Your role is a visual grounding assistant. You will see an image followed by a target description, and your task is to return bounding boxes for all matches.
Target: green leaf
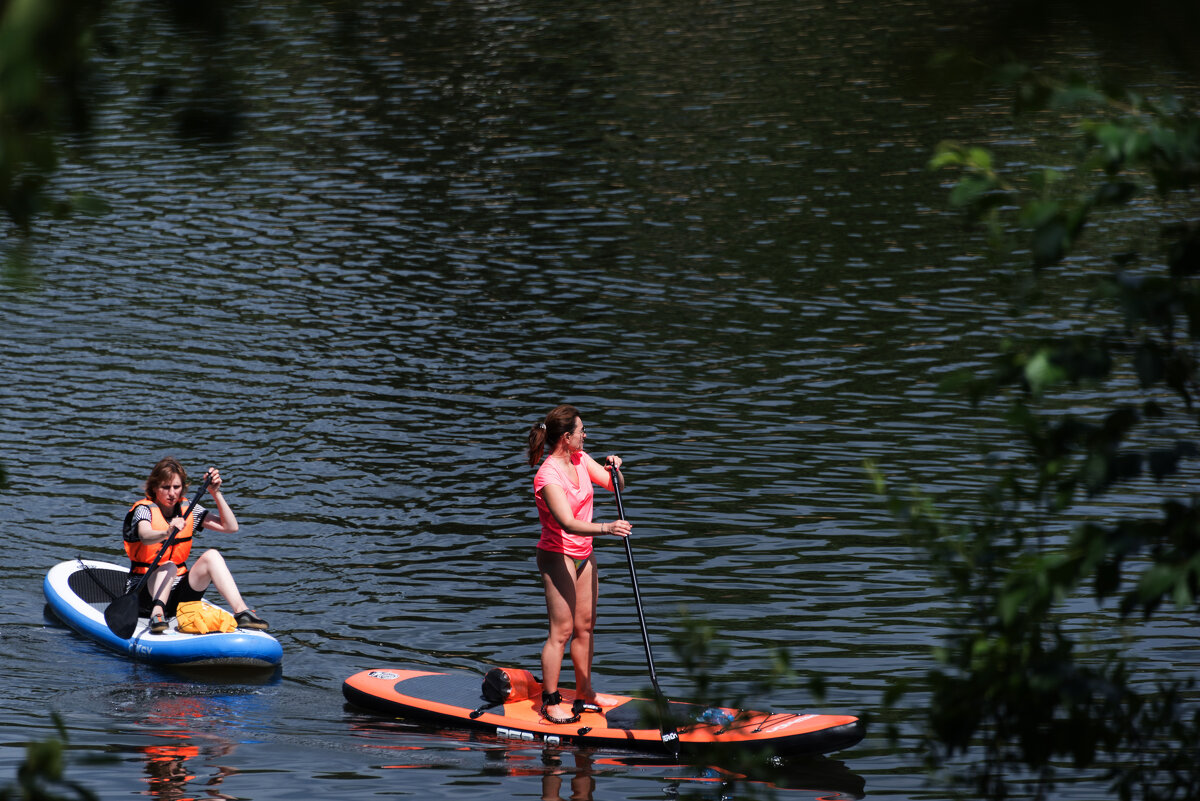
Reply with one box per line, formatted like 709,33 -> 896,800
1023,349 -> 1064,395
928,143 -> 967,170
1031,220 -> 1070,267
966,147 -> 994,170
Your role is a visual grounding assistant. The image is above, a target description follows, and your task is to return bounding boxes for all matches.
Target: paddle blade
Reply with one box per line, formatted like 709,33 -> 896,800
104,592 -> 140,639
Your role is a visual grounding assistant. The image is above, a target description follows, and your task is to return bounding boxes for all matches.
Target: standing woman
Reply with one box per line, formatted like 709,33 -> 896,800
123,457 -> 268,634
528,404 -> 632,724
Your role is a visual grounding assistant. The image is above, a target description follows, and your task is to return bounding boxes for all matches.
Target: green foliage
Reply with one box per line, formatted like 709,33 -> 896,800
0,715 -> 100,801
877,63 -> 1200,799
664,612 -> 800,711
633,609 -> 830,781
933,69 -> 1200,274
0,0 -> 108,234
0,0 -> 241,244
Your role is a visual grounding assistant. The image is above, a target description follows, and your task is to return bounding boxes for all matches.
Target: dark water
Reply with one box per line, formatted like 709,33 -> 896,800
1,1 -> 1193,798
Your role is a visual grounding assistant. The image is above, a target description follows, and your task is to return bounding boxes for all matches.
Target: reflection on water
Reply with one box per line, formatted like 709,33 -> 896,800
347,715 -> 865,801
130,685 -> 276,801
141,732 -> 235,801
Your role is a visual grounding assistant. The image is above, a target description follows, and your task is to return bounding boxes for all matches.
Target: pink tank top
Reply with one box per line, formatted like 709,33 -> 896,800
533,452 -> 594,559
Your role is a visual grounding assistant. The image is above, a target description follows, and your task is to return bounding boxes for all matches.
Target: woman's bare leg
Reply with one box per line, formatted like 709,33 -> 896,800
570,556 -> 598,701
538,549 -> 579,721
146,563 -> 175,609
186,549 -> 250,614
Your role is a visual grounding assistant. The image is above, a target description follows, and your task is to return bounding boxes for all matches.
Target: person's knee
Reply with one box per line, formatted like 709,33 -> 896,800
195,549 -> 227,567
575,608 -> 596,632
546,623 -> 573,644
149,562 -> 174,579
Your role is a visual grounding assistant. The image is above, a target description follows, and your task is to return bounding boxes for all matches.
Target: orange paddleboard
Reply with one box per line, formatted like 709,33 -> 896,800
342,667 -> 863,757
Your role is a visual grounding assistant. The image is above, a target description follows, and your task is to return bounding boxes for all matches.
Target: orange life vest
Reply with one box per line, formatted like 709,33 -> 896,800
123,498 -> 196,576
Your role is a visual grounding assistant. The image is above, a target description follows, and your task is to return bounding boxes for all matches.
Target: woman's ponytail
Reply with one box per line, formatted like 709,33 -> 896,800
527,421 -> 547,466
526,404 -> 580,466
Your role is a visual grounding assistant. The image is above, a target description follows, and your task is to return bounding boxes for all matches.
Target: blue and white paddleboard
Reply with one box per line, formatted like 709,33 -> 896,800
44,559 -> 282,668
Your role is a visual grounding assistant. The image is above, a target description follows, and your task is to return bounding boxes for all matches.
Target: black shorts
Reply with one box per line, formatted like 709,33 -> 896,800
134,570 -> 205,617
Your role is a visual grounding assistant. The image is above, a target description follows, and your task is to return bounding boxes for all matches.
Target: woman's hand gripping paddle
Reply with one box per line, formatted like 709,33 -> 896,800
104,475 -> 212,639
610,463 -> 681,758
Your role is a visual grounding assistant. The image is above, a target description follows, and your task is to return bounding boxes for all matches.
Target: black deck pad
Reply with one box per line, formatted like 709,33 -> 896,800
67,562 -> 126,606
398,672 -> 507,717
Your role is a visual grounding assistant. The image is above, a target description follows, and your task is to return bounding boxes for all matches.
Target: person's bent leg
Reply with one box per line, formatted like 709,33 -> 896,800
187,549 -> 269,630
145,563 -> 175,633
187,549 -> 249,613
146,564 -> 176,603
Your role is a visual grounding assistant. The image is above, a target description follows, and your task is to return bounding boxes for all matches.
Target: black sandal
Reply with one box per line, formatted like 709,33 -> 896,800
540,691 -> 580,725
572,698 -> 603,715
148,600 -> 168,635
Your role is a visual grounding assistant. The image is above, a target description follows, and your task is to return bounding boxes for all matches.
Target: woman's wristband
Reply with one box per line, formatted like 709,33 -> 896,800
599,522 -> 608,536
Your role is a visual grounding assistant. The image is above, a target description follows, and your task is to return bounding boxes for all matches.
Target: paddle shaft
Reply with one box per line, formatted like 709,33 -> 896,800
611,466 -> 679,754
612,474 -> 663,695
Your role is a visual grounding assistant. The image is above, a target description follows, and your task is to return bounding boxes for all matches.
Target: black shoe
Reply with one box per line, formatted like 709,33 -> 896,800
235,609 -> 269,630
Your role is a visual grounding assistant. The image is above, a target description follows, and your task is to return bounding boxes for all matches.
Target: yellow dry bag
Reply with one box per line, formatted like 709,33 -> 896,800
174,600 -> 237,634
